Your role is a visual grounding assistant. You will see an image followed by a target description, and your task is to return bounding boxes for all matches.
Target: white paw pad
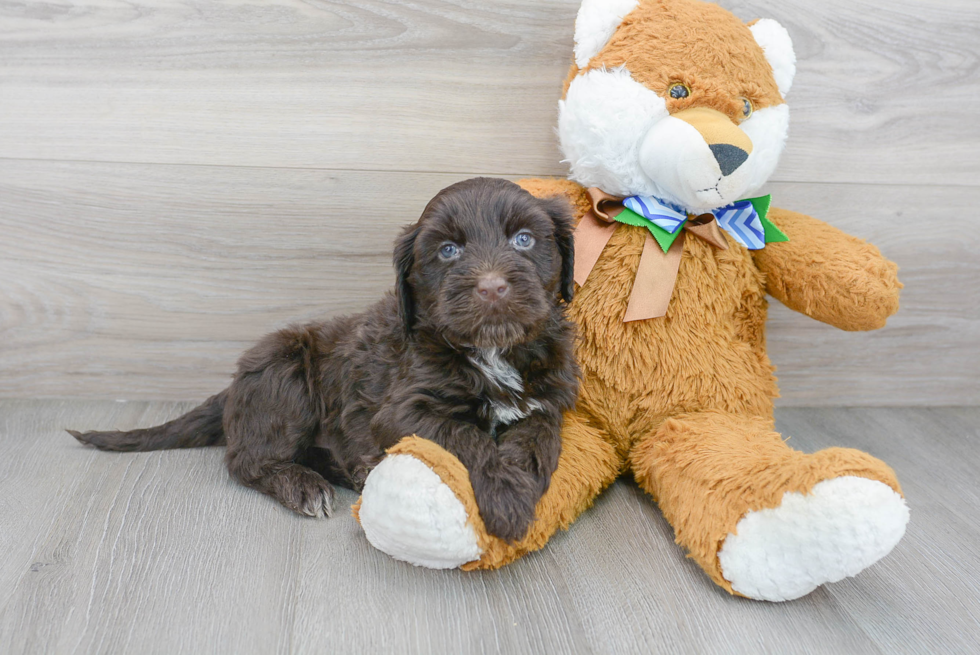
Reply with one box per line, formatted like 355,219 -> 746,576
718,476 -> 909,602
359,454 -> 483,569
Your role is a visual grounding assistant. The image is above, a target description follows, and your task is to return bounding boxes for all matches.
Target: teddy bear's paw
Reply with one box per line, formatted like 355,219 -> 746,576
717,476 -> 909,602
358,454 -> 483,569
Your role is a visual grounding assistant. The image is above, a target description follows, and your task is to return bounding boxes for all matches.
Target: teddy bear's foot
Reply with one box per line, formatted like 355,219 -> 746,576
357,447 -> 483,569
630,410 -> 909,601
355,411 -> 622,570
717,475 -> 909,601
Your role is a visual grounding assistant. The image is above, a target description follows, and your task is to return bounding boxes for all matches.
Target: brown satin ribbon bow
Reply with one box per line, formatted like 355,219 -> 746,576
573,187 -> 729,322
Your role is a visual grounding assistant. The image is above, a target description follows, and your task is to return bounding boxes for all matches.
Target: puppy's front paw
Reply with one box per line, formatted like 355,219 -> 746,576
473,466 -> 538,543
349,453 -> 385,492
268,465 -> 335,518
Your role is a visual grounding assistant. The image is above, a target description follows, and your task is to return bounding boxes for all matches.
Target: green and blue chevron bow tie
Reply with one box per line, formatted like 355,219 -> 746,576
617,193 -> 788,252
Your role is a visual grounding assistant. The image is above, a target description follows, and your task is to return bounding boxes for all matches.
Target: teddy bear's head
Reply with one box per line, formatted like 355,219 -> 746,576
558,0 -> 796,213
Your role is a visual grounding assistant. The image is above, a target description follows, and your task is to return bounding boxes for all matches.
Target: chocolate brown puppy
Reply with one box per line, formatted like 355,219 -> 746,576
69,177 -> 579,542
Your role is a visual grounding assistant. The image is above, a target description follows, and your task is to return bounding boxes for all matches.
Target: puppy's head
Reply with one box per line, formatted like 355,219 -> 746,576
393,177 -> 574,348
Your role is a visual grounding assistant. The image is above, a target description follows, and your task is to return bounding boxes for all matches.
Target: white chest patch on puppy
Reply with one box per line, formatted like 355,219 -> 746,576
469,349 -> 543,436
490,399 -> 544,427
491,402 -> 528,426
469,347 -> 523,393
488,399 -> 544,438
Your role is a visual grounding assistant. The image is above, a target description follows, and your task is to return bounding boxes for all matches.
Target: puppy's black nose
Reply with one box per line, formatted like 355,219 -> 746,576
476,275 -> 510,302
709,143 -> 749,176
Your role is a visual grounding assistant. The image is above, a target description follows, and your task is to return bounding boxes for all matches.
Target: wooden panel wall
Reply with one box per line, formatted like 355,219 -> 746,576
1,0 -> 977,404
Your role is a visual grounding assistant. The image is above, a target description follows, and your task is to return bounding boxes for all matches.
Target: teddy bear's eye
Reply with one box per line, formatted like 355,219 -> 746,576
740,97 -> 753,118
668,84 -> 690,100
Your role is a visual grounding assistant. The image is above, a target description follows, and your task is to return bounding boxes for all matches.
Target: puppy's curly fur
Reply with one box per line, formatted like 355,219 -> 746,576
70,178 -> 579,542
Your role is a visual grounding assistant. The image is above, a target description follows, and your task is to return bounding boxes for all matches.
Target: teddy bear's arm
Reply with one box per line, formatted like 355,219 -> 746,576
752,206 -> 901,331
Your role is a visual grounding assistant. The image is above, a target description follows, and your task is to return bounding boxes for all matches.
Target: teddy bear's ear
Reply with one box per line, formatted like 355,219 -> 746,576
573,0 -> 640,68
749,19 -> 797,98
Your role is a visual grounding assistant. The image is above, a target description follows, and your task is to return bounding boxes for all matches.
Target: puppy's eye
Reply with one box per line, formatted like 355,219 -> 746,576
511,230 -> 535,251
438,242 -> 461,261
740,97 -> 753,119
668,83 -> 690,100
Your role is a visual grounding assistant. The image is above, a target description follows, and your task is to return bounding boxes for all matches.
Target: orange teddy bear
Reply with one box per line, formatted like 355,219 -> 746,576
355,0 -> 909,602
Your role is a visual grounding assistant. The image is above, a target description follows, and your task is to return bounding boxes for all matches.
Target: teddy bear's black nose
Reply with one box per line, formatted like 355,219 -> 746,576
709,144 -> 749,176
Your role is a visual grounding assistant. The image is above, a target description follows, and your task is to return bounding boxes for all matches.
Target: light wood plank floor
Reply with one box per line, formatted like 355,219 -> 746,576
1,401 -> 977,654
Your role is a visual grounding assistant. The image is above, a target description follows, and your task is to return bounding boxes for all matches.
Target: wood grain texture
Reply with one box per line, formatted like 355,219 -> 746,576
0,0 -> 976,402
1,1 -> 975,651
0,400 -> 303,654
1,159 -> 977,404
0,401 -> 978,654
760,180 -> 980,405
0,0 -> 977,185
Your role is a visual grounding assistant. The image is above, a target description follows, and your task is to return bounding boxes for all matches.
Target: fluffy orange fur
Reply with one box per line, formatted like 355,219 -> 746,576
373,179 -> 902,590
358,0 -> 904,593
564,0 -> 783,121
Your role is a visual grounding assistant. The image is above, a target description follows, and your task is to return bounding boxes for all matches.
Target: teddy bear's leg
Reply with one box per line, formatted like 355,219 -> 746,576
355,409 -> 621,570
629,410 -> 909,602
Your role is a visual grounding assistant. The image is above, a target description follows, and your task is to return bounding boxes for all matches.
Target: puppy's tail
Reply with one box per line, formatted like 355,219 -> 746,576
68,390 -> 228,452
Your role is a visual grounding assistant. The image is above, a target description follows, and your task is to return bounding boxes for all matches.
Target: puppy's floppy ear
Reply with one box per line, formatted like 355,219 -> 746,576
393,224 -> 420,332
541,196 -> 576,303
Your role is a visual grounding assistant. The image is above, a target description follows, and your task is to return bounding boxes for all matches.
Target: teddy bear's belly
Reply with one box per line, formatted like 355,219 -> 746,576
569,224 -> 777,447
